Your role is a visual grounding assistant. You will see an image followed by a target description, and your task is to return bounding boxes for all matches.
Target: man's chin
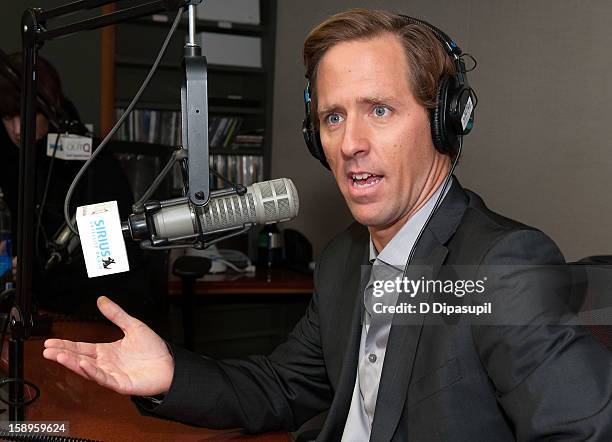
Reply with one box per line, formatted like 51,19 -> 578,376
345,201 -> 404,230
348,207 -> 409,236
350,211 -> 388,229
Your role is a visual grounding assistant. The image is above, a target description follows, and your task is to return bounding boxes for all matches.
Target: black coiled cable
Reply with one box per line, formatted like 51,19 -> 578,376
0,430 -> 100,442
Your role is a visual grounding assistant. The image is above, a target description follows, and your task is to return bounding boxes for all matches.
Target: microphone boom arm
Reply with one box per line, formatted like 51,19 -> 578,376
182,9 -> 211,207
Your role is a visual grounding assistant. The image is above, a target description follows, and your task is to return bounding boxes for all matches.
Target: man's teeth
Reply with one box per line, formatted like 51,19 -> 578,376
351,173 -> 382,188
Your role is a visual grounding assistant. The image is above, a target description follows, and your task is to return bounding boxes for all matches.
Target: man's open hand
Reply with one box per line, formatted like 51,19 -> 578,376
43,296 -> 174,397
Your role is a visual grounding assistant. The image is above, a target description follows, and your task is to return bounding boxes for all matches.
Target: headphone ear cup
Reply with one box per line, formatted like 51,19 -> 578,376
302,118 -> 330,170
431,75 -> 450,154
312,131 -> 330,170
431,75 -> 459,155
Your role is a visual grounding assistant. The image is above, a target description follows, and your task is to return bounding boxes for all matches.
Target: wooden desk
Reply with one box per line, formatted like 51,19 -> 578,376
1,318 -> 292,442
168,267 -> 314,296
168,268 -> 313,351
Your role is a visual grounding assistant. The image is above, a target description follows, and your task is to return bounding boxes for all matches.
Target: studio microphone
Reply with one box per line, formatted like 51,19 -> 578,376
123,178 -> 299,248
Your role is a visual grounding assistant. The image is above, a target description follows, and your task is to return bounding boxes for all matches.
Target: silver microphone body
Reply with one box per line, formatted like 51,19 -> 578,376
125,178 -> 299,245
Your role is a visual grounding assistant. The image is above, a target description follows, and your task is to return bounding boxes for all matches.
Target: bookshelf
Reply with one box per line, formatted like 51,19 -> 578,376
99,0 -> 277,187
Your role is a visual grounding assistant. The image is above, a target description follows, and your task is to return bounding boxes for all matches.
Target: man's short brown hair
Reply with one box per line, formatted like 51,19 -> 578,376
303,8 -> 456,128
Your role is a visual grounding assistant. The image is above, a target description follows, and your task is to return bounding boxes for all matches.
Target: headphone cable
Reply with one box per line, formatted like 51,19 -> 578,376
404,136 -> 463,270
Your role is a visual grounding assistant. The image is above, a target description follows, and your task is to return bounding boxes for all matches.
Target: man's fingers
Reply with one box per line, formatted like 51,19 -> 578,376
44,348 -> 123,391
96,296 -> 138,332
44,339 -> 98,358
45,349 -> 94,381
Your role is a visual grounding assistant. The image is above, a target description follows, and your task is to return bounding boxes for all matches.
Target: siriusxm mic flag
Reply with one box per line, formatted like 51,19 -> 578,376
76,201 -> 129,278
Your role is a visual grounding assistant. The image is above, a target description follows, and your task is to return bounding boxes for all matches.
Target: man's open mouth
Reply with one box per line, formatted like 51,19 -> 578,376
351,172 -> 383,188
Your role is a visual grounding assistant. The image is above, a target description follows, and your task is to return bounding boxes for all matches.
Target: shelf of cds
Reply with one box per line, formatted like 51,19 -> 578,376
113,108 -> 265,153
113,106 -> 265,189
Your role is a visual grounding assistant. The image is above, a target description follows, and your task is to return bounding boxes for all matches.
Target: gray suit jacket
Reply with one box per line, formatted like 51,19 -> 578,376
136,178 -> 612,441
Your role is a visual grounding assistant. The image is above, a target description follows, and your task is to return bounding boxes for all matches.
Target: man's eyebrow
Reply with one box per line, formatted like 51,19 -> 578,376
356,95 -> 397,106
318,96 -> 398,115
317,104 -> 341,116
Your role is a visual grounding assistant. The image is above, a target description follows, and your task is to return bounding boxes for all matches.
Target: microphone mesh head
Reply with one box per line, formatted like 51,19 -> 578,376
278,198 -> 290,218
200,193 -> 256,232
288,179 -> 299,215
219,201 -> 227,225
273,179 -> 287,196
226,198 -> 235,223
247,193 -> 257,219
250,178 -> 299,223
212,204 -> 220,225
195,178 -> 299,235
260,182 -> 273,199
264,201 -> 277,218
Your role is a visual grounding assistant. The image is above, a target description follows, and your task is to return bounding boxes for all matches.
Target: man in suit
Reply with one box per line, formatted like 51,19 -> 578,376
43,9 -> 612,440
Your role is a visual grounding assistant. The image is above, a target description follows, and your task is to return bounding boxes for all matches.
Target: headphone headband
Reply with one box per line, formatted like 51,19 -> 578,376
398,15 -> 463,60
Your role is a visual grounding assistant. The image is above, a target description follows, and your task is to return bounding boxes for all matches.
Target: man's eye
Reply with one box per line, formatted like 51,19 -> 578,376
326,113 -> 344,125
373,106 -> 389,117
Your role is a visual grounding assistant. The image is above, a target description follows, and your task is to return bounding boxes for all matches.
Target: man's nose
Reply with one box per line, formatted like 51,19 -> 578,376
340,115 -> 370,159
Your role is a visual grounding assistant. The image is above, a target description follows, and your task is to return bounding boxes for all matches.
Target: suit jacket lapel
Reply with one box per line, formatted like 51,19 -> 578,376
318,230 -> 370,441
370,178 -> 469,442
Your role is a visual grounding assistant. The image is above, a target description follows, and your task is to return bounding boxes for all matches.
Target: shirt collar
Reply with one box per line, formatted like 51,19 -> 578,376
369,176 -> 453,270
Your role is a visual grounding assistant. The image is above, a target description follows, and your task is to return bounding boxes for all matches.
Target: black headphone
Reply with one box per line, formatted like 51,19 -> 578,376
301,15 -> 477,170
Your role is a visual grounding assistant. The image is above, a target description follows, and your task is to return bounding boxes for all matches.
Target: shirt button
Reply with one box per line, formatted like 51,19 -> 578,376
368,354 -> 377,363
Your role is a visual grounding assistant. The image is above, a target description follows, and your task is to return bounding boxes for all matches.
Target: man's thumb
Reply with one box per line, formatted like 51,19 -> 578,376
97,296 -> 135,332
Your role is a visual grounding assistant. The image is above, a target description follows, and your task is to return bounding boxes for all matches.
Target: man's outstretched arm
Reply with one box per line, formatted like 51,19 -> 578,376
134,286 -> 333,432
44,267 -> 332,433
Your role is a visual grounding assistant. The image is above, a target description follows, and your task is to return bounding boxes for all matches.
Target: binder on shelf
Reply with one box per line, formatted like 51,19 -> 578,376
211,116 -> 230,147
195,32 -> 262,68
196,0 -> 260,25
